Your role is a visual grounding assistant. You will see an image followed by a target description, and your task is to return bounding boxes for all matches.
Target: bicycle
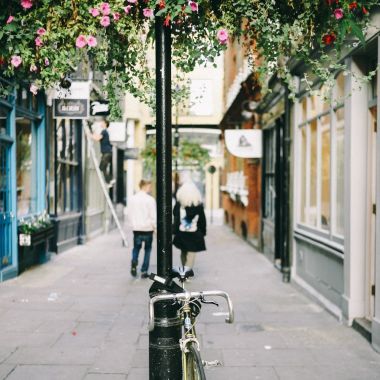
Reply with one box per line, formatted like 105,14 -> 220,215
148,268 -> 234,379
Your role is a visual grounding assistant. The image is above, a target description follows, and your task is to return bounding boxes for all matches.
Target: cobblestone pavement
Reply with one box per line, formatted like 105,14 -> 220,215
0,225 -> 379,379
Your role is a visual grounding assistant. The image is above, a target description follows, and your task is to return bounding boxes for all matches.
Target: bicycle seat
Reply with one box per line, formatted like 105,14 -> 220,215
171,267 -> 194,282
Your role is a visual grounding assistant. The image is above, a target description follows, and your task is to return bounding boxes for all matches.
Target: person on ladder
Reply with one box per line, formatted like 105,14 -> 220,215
87,119 -> 115,187
127,179 -> 156,278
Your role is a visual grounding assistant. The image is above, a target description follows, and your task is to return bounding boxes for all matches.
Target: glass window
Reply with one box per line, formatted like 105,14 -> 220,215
0,105 -> 9,135
309,120 -> 317,227
0,143 -> 8,213
56,119 -> 79,214
298,75 -> 345,239
16,88 -> 29,109
335,119 -> 345,235
16,118 -> 35,216
321,115 -> 331,230
264,128 -> 275,220
335,72 -> 345,103
300,127 -> 307,223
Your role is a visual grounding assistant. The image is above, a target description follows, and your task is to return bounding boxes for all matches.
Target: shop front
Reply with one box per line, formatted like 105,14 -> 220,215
0,79 -> 49,280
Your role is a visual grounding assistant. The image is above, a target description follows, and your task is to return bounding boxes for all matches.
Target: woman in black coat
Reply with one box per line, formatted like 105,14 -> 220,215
173,181 -> 207,271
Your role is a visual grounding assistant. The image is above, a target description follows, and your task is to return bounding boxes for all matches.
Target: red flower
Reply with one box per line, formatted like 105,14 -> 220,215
362,6 -> 368,15
159,0 -> 165,9
322,32 -> 336,45
163,14 -> 170,27
349,2 -> 357,10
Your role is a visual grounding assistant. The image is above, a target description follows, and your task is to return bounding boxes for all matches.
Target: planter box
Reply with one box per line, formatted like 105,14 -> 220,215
17,225 -> 54,274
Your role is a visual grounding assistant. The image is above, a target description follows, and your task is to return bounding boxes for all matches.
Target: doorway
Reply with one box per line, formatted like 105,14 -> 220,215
262,116 -> 286,267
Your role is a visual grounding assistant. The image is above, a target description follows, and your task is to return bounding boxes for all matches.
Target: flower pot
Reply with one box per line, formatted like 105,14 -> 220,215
17,225 -> 54,274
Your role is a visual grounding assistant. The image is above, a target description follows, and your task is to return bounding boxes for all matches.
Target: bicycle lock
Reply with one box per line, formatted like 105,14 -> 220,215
149,17 -> 182,379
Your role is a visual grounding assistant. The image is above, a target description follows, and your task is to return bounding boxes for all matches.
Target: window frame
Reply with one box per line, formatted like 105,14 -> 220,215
15,88 -> 43,218
296,77 -> 345,246
53,118 -> 80,215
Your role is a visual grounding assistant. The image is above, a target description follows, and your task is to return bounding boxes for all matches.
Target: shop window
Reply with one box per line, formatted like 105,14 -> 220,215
56,119 -> 79,214
16,118 -> 35,216
298,73 -> 345,238
263,128 -> 275,220
0,105 -> 9,135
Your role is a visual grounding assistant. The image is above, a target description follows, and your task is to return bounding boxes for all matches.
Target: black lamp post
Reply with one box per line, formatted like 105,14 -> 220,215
148,17 -> 182,379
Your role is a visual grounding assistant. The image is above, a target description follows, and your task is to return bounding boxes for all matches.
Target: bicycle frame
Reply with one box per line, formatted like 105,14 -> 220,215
149,274 -> 234,379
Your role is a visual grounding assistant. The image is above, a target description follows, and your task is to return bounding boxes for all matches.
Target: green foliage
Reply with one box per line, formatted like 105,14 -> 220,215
18,211 -> 52,234
0,0 -> 378,113
141,136 -> 210,175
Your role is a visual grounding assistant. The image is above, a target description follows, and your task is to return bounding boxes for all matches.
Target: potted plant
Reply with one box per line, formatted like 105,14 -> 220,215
18,211 -> 54,274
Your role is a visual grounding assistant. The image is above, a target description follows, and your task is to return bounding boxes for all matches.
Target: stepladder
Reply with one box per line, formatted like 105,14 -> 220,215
84,121 -> 128,248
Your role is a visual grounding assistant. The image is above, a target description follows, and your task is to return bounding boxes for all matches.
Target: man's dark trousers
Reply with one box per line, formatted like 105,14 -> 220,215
99,152 -> 112,183
132,231 -> 153,273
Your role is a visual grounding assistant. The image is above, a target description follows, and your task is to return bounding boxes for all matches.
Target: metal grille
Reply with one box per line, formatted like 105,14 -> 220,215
0,142 -> 12,269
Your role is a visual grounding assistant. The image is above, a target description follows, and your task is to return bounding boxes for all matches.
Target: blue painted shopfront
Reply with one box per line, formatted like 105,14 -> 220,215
0,79 -> 47,281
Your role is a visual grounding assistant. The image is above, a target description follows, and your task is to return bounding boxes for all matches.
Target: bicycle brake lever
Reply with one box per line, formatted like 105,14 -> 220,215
200,296 -> 219,307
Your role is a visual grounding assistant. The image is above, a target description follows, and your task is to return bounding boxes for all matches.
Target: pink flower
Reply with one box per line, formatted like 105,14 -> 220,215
11,56 -> 22,68
100,2 -> 111,15
127,0 -> 137,3
35,37 -> 43,47
89,8 -> 100,17
75,35 -> 87,48
44,58 -> 49,66
87,36 -> 97,47
143,8 -> 154,18
217,29 -> 229,45
21,0 -> 33,9
124,5 -> 132,14
100,16 -> 110,27
37,27 -> 46,35
30,84 -> 38,95
6,16 -> 14,24
334,8 -> 344,19
30,64 -> 37,72
113,12 -> 121,21
189,1 -> 198,12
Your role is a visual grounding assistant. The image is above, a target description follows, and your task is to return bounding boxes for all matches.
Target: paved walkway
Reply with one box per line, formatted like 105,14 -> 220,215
0,225 -> 379,380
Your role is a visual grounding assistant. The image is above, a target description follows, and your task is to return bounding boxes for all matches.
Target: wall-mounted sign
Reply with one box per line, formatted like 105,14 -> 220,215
91,100 -> 110,116
225,129 -> 262,158
53,99 -> 89,119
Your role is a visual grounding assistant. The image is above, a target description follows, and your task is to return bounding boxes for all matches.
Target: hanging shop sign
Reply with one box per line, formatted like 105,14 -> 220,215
108,122 -> 127,142
90,100 -> 110,116
124,148 -> 139,160
53,81 -> 90,100
53,99 -> 89,119
225,129 -> 262,158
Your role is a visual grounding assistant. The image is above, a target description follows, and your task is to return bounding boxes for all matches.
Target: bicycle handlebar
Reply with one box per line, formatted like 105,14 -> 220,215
148,290 -> 234,331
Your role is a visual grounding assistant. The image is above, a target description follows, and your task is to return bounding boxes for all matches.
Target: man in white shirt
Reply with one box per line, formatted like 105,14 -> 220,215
128,179 -> 156,278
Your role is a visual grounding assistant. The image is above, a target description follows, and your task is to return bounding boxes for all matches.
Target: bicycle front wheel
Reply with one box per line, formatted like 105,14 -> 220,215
184,341 -> 206,380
